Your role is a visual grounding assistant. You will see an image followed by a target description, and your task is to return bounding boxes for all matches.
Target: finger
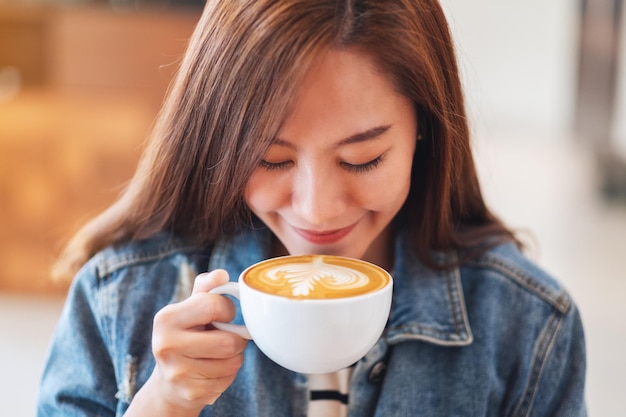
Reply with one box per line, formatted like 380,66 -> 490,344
188,329 -> 248,359
154,292 -> 236,331
190,353 -> 246,380
155,339 -> 245,379
192,269 -> 230,295
157,327 -> 248,361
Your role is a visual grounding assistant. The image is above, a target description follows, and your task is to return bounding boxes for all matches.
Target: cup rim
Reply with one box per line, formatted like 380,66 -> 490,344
239,254 -> 393,303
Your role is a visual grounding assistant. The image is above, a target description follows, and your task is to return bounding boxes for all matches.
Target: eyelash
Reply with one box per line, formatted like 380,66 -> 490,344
259,155 -> 384,173
341,155 -> 384,173
259,160 -> 293,171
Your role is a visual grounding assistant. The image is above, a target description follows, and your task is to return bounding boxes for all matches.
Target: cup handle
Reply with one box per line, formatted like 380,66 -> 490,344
208,282 -> 252,340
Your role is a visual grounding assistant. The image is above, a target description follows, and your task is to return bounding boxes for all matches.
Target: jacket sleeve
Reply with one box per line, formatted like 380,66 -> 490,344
37,261 -> 118,417
520,298 -> 587,417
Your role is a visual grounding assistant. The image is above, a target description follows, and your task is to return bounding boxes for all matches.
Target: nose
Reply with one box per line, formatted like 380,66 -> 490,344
291,162 -> 347,226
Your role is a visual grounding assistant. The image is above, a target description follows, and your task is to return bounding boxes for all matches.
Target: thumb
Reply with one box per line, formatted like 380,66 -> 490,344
192,269 -> 230,295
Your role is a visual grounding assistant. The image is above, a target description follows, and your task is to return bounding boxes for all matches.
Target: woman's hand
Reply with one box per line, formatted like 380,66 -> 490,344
125,269 -> 247,416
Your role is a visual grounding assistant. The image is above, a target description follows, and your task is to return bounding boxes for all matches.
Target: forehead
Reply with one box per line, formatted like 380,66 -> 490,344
278,48 -> 408,142
296,47 -> 392,101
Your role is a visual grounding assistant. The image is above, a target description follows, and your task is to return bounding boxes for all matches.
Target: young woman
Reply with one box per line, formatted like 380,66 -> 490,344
38,1 -> 587,416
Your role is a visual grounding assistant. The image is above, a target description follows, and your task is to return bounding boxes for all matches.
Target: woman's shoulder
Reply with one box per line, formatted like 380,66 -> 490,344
462,242 -> 572,314
459,242 -> 586,414
94,233 -> 209,275
73,232 -> 212,294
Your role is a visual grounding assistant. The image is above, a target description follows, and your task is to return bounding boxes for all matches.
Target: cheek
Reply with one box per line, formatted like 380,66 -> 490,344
358,163 -> 412,212
244,173 -> 286,212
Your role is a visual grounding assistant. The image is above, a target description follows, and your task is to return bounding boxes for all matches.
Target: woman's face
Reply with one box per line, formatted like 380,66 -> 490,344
244,48 -> 417,268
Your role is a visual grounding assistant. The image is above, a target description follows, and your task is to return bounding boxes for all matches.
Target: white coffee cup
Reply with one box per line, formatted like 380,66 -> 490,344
209,255 -> 393,374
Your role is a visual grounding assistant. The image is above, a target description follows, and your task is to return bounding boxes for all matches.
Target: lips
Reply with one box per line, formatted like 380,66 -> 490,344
294,223 -> 356,245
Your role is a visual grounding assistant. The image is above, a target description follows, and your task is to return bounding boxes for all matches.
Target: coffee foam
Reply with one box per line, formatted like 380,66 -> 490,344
244,255 -> 389,299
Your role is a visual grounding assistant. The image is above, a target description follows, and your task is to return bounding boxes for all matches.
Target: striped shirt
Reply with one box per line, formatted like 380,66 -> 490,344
307,367 -> 354,417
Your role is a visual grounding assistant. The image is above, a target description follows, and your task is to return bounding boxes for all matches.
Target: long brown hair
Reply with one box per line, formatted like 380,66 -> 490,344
54,0 -> 516,279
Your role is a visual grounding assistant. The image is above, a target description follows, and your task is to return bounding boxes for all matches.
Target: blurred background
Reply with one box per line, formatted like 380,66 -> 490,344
0,0 -> 624,415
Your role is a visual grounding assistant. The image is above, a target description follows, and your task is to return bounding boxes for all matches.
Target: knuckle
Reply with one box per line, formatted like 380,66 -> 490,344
167,368 -> 186,385
152,339 -> 171,361
153,305 -> 176,328
152,330 -> 177,361
179,385 -> 206,403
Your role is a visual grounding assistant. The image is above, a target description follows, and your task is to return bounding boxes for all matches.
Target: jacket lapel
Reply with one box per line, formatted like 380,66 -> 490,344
385,231 -> 473,346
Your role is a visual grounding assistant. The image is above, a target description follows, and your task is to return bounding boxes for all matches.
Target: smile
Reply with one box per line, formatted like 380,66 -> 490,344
293,223 -> 356,245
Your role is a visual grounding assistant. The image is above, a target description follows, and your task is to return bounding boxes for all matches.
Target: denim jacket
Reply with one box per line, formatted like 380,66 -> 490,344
37,226 -> 586,416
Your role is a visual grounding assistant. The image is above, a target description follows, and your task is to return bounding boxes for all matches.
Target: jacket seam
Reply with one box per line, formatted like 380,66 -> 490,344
444,266 -> 473,344
512,308 -> 566,417
91,243 -> 206,364
444,270 -> 461,332
468,256 -> 570,314
95,245 -> 203,279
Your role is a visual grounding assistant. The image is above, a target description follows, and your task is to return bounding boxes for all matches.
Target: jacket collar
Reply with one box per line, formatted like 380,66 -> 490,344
387,230 -> 473,346
210,225 -> 473,347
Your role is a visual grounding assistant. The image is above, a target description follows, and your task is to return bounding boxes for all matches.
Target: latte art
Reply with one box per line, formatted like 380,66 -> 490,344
244,255 -> 390,299
265,257 -> 369,297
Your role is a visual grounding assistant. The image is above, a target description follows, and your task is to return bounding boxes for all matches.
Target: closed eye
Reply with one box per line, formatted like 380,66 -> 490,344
259,160 -> 294,171
341,155 -> 384,173
259,154 -> 385,173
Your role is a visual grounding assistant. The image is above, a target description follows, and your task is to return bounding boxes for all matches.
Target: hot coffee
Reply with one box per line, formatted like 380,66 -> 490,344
210,255 -> 393,373
243,255 -> 390,299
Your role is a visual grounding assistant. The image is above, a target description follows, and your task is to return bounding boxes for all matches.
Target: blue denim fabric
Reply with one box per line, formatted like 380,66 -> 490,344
37,226 -> 587,416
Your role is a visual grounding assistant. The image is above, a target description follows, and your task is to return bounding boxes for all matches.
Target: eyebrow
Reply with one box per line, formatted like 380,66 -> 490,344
274,124 -> 392,149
